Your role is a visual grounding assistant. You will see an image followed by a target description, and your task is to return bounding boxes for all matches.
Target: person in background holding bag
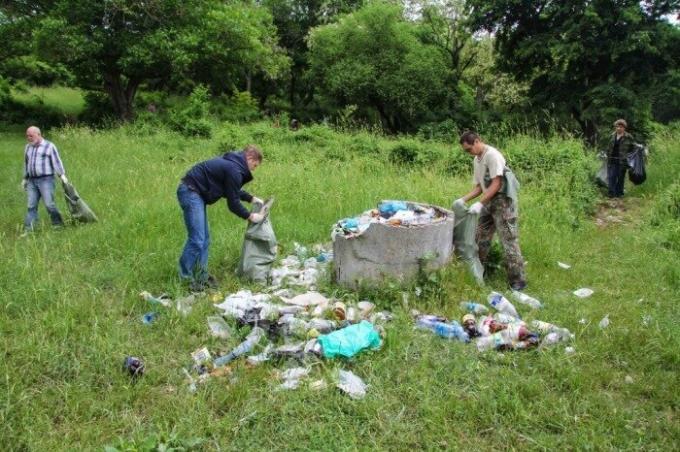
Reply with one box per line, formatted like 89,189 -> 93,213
22,126 -> 68,232
453,131 -> 527,291
606,119 -> 635,198
177,144 -> 265,291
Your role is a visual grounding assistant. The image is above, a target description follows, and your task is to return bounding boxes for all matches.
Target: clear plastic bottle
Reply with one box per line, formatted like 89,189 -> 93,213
531,320 -> 572,339
510,291 -> 543,309
476,332 -> 511,351
459,301 -> 489,315
416,317 -> 469,342
214,327 -> 265,367
487,292 -> 521,319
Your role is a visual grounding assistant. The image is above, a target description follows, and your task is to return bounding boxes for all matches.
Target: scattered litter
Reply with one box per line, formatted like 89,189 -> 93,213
642,315 -> 651,326
599,314 -> 610,329
557,261 -> 571,269
337,370 -> 367,399
488,292 -> 521,319
214,327 -> 265,367
247,344 -> 274,366
476,323 -> 539,351
176,294 -> 196,316
317,321 -> 382,359
415,314 -> 469,342
624,375 -> 634,384
460,301 -> 489,315
123,356 -> 144,378
278,367 -> 311,390
573,288 -> 594,298
207,316 -> 232,339
191,347 -> 212,366
141,311 -> 158,324
281,291 -> 329,307
579,318 -> 587,324
139,291 -> 172,308
510,291 -> 542,309
310,379 -> 328,391
565,346 -> 575,354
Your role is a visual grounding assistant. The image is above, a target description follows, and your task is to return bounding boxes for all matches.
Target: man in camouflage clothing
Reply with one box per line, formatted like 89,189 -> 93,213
453,131 -> 527,290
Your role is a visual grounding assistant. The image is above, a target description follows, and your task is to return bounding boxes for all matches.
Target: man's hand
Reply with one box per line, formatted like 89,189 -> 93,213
249,212 -> 265,223
452,198 -> 465,209
60,174 -> 68,184
469,202 -> 484,215
21,179 -> 27,191
251,196 -> 263,205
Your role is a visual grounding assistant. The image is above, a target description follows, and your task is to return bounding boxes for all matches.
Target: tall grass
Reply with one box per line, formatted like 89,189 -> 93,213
0,120 -> 678,450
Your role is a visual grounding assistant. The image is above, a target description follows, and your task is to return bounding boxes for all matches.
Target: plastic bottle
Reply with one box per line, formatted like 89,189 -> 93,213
487,292 -> 521,319
459,301 -> 489,315
511,291 -> 543,309
599,314 -> 610,329
531,320 -> 572,339
214,327 -> 265,367
476,332 -> 511,351
416,317 -> 469,342
493,313 -> 522,325
139,291 -> 172,308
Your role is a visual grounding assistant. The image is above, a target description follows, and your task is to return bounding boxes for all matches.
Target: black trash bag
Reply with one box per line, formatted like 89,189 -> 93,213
62,181 -> 98,223
627,145 -> 647,185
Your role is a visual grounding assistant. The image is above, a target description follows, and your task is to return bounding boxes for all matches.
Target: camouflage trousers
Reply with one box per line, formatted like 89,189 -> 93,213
476,194 -> 526,285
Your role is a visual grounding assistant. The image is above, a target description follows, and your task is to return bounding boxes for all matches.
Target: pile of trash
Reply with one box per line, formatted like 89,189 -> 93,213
414,291 -> 575,352
332,200 -> 448,239
180,244 -> 392,399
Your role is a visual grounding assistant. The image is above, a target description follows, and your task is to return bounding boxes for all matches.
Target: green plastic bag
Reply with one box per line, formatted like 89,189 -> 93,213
317,321 -> 382,359
62,181 -> 98,223
452,202 -> 484,285
236,199 -> 277,283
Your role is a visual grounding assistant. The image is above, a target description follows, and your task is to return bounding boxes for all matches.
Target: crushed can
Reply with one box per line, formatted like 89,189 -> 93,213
123,356 -> 145,378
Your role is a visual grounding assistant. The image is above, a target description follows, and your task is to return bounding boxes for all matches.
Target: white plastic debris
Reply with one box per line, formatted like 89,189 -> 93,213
510,290 -> 543,309
176,294 -> 196,316
191,347 -> 212,365
578,318 -> 587,324
624,375 -> 634,384
573,288 -> 594,298
207,316 -> 232,339
246,344 -> 273,366
642,314 -> 651,326
557,261 -> 571,269
599,314 -> 610,329
337,370 -> 367,399
565,346 -> 576,354
279,367 -> 311,390
281,291 -> 328,307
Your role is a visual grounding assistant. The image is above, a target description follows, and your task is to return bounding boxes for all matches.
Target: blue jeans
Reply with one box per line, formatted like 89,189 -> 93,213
25,176 -> 63,229
177,183 -> 210,282
607,160 -> 627,198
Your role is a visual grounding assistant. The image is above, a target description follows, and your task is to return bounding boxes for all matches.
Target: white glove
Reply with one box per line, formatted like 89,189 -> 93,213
60,174 -> 68,184
452,198 -> 465,209
469,202 -> 484,215
251,196 -> 263,205
249,212 -> 265,223
21,179 -> 28,191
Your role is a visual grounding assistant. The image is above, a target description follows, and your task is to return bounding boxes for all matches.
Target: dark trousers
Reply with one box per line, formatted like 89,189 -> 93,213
607,160 -> 627,198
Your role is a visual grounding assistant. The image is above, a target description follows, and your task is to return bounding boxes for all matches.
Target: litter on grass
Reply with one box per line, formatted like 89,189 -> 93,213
573,288 -> 594,298
337,370 -> 367,399
557,261 -> 572,269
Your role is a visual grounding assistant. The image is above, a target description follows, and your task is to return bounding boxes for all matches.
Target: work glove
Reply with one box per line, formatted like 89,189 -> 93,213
249,212 -> 265,223
21,179 -> 28,191
60,174 -> 69,184
469,201 -> 484,215
452,198 -> 465,209
251,196 -> 263,205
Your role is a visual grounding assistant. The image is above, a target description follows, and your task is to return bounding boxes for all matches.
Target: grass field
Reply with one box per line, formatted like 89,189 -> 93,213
10,85 -> 85,117
0,118 -> 678,450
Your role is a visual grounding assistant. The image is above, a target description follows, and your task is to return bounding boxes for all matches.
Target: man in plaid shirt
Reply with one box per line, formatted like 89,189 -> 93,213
22,126 -> 69,231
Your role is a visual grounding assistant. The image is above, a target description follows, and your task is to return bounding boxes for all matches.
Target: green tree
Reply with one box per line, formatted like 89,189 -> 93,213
1,0 -> 287,121
466,0 -> 680,145
308,1 -> 449,132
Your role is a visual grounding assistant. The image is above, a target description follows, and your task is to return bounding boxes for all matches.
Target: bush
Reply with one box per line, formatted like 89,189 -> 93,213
0,55 -> 74,86
168,85 -> 213,138
417,118 -> 460,142
649,182 -> 680,251
389,140 -> 444,166
79,91 -> 118,127
212,91 -> 261,123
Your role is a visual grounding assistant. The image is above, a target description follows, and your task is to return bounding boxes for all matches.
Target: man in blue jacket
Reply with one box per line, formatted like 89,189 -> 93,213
178,145 -> 264,290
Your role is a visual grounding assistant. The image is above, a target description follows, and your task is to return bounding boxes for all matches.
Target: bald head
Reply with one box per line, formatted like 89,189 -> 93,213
26,126 -> 42,145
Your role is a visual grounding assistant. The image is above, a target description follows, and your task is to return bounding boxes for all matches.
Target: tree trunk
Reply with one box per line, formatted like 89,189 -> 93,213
571,106 -> 599,147
103,72 -> 140,121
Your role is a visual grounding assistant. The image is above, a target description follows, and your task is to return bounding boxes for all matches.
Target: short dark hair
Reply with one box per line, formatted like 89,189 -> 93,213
243,144 -> 263,162
459,131 -> 480,145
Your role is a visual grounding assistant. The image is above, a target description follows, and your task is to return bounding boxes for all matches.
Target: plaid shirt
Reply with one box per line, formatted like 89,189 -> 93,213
24,139 -> 65,178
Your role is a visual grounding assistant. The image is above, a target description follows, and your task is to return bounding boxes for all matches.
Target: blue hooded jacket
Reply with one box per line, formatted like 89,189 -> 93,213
182,152 -> 253,219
